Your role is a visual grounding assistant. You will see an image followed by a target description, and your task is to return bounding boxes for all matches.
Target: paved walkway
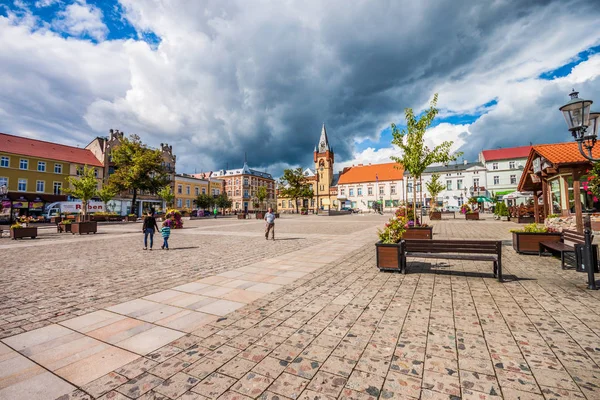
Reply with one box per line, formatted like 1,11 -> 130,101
1,215 -> 600,399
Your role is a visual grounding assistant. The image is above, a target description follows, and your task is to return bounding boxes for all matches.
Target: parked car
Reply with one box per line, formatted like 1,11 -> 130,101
443,206 -> 461,212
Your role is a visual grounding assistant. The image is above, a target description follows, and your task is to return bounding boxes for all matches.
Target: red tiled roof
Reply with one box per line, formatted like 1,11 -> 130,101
0,132 -> 103,167
533,142 -> 600,165
338,162 -> 403,184
481,145 -> 531,161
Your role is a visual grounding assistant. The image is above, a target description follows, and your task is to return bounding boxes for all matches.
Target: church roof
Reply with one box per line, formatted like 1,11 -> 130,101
317,124 -> 331,153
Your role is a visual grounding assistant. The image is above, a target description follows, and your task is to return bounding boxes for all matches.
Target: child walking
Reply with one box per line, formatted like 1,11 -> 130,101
160,220 -> 171,250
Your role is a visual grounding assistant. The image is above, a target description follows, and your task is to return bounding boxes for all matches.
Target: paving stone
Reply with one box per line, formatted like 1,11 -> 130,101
80,372 -> 129,398
154,372 -> 201,399
192,372 -> 238,399
116,372 -> 165,398
269,372 -> 310,399
231,371 -> 274,398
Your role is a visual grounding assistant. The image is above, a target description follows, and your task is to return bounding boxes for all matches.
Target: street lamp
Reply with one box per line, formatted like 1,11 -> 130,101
560,89 -> 599,290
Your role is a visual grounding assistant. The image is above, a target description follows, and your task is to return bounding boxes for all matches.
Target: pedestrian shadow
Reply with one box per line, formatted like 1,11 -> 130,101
166,246 -> 200,250
272,238 -> 304,241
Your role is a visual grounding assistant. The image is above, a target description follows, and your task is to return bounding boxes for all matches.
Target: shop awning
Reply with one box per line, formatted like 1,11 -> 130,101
493,190 -> 513,196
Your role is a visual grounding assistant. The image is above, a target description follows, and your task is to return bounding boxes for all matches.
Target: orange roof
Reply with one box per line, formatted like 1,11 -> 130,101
338,162 -> 403,184
0,132 -> 103,167
533,142 -> 600,165
481,145 -> 531,161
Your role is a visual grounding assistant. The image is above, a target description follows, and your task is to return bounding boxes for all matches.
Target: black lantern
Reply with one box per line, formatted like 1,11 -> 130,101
560,89 -> 593,140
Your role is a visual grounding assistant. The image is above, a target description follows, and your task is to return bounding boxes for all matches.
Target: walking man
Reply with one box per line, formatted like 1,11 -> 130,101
264,207 -> 275,240
214,207 -> 218,219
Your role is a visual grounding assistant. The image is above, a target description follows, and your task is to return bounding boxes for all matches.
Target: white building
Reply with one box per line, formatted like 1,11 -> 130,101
336,162 -> 405,211
404,161 -> 488,209
479,146 -> 531,199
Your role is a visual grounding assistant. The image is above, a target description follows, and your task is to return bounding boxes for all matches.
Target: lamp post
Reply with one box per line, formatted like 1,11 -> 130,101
560,89 -> 600,290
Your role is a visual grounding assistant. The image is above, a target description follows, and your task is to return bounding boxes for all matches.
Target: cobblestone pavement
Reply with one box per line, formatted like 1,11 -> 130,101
1,215 -> 600,399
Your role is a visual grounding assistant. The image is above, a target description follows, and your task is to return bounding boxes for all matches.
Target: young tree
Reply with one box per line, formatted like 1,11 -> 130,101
279,168 -> 311,213
108,134 -> 170,216
158,186 -> 175,208
425,173 -> 444,210
63,165 -> 98,217
194,193 -> 214,211
391,94 -> 462,225
215,192 -> 233,211
97,184 -> 119,213
256,186 -> 268,210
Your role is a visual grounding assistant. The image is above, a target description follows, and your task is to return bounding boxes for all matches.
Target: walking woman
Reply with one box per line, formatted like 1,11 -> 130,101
142,210 -> 159,250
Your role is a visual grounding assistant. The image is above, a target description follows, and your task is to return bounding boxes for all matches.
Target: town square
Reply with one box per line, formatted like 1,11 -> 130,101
2,0 -> 600,399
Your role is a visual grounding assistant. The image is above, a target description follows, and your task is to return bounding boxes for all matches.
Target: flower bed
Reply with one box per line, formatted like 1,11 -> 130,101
165,209 -> 184,228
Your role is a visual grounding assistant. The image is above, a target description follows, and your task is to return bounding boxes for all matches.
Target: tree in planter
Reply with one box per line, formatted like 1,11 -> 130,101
425,173 -> 444,211
108,134 -> 170,216
97,184 -> 119,213
279,168 -> 313,213
194,193 -> 214,212
215,192 -> 233,213
158,186 -> 175,209
391,94 -> 462,226
256,186 -> 268,211
63,165 -> 98,219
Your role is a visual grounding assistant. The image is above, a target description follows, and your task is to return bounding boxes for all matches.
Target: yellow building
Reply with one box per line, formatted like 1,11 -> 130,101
0,132 -> 104,222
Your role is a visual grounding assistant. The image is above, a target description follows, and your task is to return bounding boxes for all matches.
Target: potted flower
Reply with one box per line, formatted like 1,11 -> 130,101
461,204 -> 479,220
10,222 -> 38,240
126,213 -> 137,222
72,219 -> 98,235
429,207 -> 442,220
165,209 -> 184,228
395,207 -> 433,238
511,223 -> 561,254
59,219 -> 73,233
376,215 -> 408,271
301,207 -> 308,215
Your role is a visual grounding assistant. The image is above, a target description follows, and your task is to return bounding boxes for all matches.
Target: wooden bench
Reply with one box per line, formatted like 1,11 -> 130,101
400,239 -> 503,282
539,230 -> 589,269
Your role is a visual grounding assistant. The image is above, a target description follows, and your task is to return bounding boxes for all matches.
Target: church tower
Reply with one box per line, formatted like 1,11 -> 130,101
313,124 -> 334,208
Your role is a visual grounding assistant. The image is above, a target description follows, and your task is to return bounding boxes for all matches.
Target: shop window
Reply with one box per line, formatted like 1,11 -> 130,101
567,176 -> 600,213
550,179 -> 562,214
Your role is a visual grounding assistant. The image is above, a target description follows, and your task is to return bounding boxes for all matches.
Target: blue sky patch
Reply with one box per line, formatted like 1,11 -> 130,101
539,44 -> 600,80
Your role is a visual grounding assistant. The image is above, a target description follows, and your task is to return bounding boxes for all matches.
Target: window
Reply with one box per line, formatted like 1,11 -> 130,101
391,186 -> 396,195
416,183 -> 421,192
492,162 -> 498,170
195,187 -> 199,196
202,188 -> 206,194
379,186 -> 384,195
550,179 -> 562,214
407,183 -> 413,193
368,187 -> 373,195
0,156 -> 8,167
243,178 -> 249,186
0,177 -> 7,188
446,180 -> 452,190
243,190 -> 249,198
458,198 -> 464,206
340,188 -> 345,195
357,187 -> 362,196
54,163 -> 62,174
235,190 -> 240,196
94,169 -> 98,178
493,176 -> 499,185
446,173 -> 451,177
186,186 -> 190,195
473,178 -> 479,188
215,189 -> 220,195
177,185 -> 182,194
20,159 -> 28,170
177,198 -> 182,207
36,180 -> 45,192
509,161 -> 516,169
510,175 -> 517,185
36,161 -> 46,172
186,199 -> 191,208
457,180 -> 463,190
53,182 -> 62,194
349,188 -> 354,196
18,179 -> 27,191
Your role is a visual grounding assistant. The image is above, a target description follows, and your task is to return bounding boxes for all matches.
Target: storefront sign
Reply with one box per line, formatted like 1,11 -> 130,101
12,201 -> 28,208
29,201 -> 44,210
61,201 -> 106,213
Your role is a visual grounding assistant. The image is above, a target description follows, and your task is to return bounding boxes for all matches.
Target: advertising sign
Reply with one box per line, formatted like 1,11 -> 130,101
61,201 -> 106,213
12,201 -> 27,209
29,201 -> 44,210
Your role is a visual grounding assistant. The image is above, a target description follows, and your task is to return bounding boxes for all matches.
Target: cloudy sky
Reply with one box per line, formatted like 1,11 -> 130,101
1,0 -> 600,176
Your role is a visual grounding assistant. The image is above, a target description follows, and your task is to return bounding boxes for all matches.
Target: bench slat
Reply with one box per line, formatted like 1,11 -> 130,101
407,253 -> 497,261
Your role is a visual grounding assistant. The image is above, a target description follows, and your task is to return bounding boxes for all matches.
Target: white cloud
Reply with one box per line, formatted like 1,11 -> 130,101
53,0 -> 108,41
35,0 -> 60,8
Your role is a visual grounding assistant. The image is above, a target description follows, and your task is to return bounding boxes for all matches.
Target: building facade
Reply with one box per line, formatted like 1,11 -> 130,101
278,124 -> 340,213
336,163 -> 404,212
174,174 -> 224,211
86,129 -> 177,215
405,161 -> 488,209
479,145 -> 531,198
206,163 -> 275,212
0,132 -> 104,222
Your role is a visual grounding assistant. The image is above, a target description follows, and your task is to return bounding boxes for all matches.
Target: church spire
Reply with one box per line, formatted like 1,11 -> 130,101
317,123 -> 331,153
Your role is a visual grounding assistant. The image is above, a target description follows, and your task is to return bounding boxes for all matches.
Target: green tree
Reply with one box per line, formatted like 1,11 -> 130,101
215,192 -> 233,210
256,186 -> 268,210
63,165 -> 98,217
158,186 -> 175,208
194,193 -> 214,211
425,173 -> 444,210
279,168 -> 311,213
391,94 -> 462,224
97,184 -> 119,213
108,134 -> 170,216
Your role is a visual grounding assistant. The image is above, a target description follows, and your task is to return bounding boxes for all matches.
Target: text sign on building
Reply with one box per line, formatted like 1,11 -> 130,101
61,201 -> 106,213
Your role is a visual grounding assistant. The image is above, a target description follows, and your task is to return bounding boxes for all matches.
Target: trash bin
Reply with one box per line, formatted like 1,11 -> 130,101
574,244 -> 600,273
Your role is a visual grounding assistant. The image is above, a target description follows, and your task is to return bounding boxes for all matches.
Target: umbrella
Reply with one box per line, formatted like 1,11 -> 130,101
475,196 -> 493,203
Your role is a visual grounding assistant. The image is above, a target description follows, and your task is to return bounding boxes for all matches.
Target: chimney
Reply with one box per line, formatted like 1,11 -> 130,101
463,159 -> 468,165
358,163 -> 363,167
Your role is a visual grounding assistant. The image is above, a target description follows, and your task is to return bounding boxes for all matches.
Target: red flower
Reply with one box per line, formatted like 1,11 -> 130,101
588,176 -> 593,181
594,197 -> 599,202
588,191 -> 593,195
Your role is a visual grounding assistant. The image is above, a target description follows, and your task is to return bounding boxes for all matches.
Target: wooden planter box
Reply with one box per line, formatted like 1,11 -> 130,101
124,216 -> 137,222
11,227 -> 38,240
512,231 -> 562,254
403,227 -> 433,239
517,216 -> 535,224
59,223 -> 72,233
237,214 -> 246,219
429,211 -> 441,220
256,212 -> 265,219
71,221 -> 97,235
376,241 -> 403,271
465,213 -> 480,220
